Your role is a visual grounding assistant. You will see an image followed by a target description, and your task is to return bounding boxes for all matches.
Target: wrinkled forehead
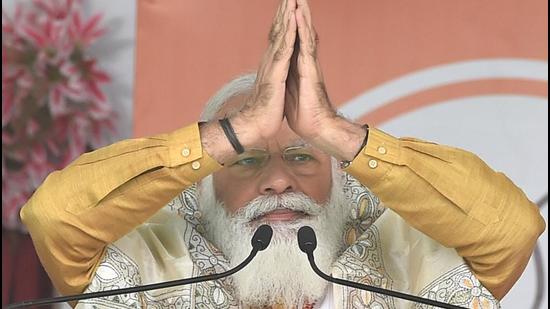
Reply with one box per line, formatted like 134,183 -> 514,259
214,93 -> 249,118
214,93 -> 310,151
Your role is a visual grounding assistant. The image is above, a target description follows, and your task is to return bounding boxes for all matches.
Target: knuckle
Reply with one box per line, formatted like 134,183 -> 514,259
270,31 -> 293,61
268,27 -> 278,44
268,18 -> 286,44
273,50 -> 283,62
306,40 -> 317,58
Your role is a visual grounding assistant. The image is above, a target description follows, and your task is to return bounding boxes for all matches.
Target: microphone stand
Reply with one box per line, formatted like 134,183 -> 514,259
298,226 -> 467,309
7,225 -> 273,309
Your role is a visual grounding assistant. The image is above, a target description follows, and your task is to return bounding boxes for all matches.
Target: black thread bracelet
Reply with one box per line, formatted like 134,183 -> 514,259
219,118 -> 245,154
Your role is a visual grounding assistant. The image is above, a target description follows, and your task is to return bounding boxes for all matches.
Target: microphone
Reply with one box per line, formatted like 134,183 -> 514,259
7,224 -> 273,309
297,226 -> 467,309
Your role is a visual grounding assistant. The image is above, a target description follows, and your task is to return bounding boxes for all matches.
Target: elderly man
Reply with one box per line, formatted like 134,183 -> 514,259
21,0 -> 544,308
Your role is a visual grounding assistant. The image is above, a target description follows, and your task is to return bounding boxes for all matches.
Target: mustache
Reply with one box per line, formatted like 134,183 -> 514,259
232,192 -> 325,222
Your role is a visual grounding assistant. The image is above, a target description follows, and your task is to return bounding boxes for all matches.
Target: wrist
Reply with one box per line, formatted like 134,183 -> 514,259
311,116 -> 367,162
229,114 -> 261,148
219,118 -> 245,154
199,121 -> 236,164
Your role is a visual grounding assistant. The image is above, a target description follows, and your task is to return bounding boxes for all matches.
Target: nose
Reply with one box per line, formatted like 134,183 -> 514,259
257,160 -> 298,195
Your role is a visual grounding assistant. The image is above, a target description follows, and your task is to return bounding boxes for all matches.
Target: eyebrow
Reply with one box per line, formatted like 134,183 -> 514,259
283,138 -> 312,149
245,138 -> 314,151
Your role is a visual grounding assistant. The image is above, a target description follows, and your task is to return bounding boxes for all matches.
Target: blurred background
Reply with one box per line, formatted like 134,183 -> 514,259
2,0 -> 547,308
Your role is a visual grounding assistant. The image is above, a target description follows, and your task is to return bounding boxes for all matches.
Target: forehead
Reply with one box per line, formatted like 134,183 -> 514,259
214,93 -> 249,118
214,94 -> 305,149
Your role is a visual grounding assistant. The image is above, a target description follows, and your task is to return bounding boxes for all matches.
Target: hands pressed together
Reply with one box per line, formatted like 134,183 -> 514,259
203,0 -> 367,164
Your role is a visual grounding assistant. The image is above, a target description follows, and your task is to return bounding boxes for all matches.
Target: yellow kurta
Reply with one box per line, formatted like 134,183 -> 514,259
20,123 -> 545,300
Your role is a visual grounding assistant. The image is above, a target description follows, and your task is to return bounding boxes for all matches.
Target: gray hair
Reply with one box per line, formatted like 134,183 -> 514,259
200,73 -> 257,122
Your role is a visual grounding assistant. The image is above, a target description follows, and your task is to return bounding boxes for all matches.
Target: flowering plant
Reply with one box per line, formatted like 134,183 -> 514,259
2,0 -> 116,230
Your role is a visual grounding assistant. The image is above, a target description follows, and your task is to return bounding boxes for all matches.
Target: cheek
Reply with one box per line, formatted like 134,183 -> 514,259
300,162 -> 333,204
213,171 -> 255,214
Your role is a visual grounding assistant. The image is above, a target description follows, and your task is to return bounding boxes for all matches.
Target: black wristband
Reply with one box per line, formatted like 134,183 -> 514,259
219,118 -> 245,154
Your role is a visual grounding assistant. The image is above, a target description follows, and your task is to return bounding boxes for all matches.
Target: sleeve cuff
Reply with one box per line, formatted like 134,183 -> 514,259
164,123 -> 222,181
344,128 -> 403,187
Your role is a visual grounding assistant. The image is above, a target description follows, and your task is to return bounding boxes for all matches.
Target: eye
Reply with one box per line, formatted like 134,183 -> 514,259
234,157 -> 261,166
286,153 -> 314,163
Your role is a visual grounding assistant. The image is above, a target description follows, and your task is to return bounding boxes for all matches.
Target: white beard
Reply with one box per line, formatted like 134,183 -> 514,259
198,172 -> 349,308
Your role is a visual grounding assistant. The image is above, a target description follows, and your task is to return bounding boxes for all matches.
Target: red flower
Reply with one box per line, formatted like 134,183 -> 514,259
2,0 -> 116,230
69,11 -> 106,46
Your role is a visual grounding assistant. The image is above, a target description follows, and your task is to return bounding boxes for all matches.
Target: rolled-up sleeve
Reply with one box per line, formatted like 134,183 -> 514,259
344,128 -> 546,299
20,123 -> 221,296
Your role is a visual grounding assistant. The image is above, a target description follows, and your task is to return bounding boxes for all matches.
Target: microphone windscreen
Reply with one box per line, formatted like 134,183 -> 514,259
251,224 -> 273,251
297,226 -> 317,253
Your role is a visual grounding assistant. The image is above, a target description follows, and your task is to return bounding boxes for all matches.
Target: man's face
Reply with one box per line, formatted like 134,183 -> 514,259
202,94 -> 345,306
212,94 -> 333,219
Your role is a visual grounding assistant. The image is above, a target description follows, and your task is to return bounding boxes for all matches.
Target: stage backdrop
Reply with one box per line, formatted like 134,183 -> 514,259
134,1 -> 548,308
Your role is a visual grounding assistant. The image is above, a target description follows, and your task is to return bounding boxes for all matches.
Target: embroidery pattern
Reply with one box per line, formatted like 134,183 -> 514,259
79,246 -> 142,308
164,184 -> 238,308
416,264 -> 500,309
333,224 -> 395,309
341,173 -> 386,245
334,174 -> 395,308
81,175 -> 500,309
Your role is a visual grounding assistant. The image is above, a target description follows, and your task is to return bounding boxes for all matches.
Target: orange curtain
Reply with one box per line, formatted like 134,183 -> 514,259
134,0 -> 547,136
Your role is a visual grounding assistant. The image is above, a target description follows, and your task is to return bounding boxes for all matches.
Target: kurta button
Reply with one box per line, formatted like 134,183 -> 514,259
377,146 -> 387,155
368,159 -> 378,169
181,148 -> 191,157
191,161 -> 201,170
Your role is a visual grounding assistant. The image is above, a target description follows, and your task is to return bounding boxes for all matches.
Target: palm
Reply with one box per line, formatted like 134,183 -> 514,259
232,0 -> 297,145
285,8 -> 335,141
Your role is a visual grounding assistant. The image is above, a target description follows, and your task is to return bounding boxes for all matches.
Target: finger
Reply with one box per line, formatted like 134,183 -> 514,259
272,0 -> 297,55
258,0 -> 297,85
267,7 -> 297,83
268,1 -> 284,48
257,17 -> 296,86
268,0 -> 292,45
296,0 -> 318,59
278,0 -> 298,60
286,40 -> 300,101
285,82 -> 298,109
271,4 -> 297,74
296,7 -> 316,59
296,7 -> 325,84
297,0 -> 313,28
289,37 -> 300,77
258,0 -> 289,82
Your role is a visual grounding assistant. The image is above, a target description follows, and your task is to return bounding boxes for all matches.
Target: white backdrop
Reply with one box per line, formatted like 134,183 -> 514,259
376,96 -> 548,309
340,59 -> 548,308
83,0 -> 135,141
